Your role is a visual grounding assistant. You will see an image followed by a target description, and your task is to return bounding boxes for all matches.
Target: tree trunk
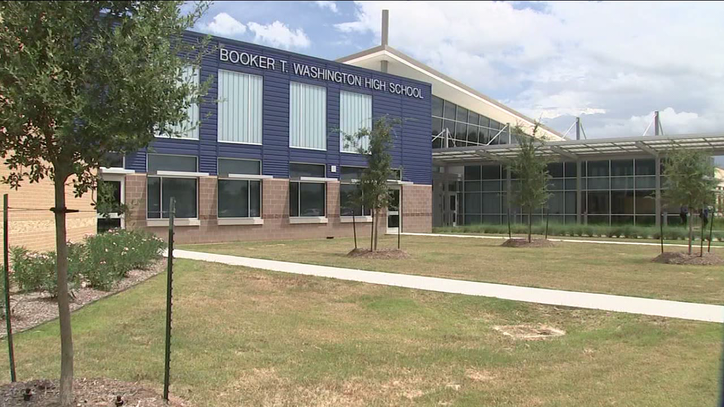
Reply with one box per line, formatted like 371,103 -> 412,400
688,212 -> 693,255
700,214 -> 705,257
373,208 -> 379,252
352,214 -> 357,250
527,209 -> 532,243
54,175 -> 74,406
369,209 -> 374,252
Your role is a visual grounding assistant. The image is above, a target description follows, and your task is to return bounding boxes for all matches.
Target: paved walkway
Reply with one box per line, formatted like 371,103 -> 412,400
173,249 -> 724,324
402,232 -> 723,249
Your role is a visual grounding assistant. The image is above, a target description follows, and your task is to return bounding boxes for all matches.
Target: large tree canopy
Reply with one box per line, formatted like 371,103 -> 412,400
0,1 -> 210,193
0,2 -> 210,405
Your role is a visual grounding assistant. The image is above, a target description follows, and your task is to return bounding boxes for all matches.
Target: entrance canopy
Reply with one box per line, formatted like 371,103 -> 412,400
433,133 -> 724,165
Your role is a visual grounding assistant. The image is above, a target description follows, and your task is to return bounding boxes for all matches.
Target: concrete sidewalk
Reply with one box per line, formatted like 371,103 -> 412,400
172,249 -> 724,324
402,232 -> 723,249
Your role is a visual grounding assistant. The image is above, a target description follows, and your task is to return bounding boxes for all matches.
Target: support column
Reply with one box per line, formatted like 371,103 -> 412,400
575,117 -> 581,140
441,165 -> 448,226
576,160 -> 582,224
506,164 -> 512,223
655,156 -> 662,228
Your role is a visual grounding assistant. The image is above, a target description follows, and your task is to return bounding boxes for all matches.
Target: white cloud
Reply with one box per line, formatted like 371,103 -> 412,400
203,12 -> 246,36
336,2 -> 724,138
315,1 -> 339,13
248,21 -> 311,50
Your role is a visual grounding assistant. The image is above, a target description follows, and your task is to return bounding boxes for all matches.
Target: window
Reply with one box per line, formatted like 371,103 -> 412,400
432,96 -> 444,117
290,82 -> 326,150
218,70 -> 263,144
340,91 -> 372,152
161,66 -> 199,139
97,180 -> 122,233
443,100 -> 456,120
289,163 -> 326,217
101,152 -> 124,168
587,160 -> 609,177
148,154 -> 197,173
147,154 -> 199,219
218,158 -> 261,176
217,158 -> 262,218
340,167 -> 370,216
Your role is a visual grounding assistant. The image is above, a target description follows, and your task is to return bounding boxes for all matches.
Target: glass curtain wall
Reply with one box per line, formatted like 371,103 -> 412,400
432,95 -> 513,149
460,158 -> 663,226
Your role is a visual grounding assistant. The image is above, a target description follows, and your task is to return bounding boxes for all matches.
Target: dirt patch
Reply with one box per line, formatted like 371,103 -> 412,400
0,260 -> 165,337
500,239 -> 556,248
346,248 -> 411,259
493,325 -> 566,341
652,252 -> 724,266
0,378 -> 189,406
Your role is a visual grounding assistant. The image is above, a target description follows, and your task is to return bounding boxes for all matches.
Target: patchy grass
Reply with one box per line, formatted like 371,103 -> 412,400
182,235 -> 724,304
0,260 -> 721,406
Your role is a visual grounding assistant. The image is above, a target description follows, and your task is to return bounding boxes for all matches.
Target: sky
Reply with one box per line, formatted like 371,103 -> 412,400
185,1 -> 724,142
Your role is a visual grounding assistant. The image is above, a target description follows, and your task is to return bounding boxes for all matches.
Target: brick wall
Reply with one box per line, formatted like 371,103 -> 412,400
0,166 -> 96,252
401,184 -> 433,233
125,174 -> 432,244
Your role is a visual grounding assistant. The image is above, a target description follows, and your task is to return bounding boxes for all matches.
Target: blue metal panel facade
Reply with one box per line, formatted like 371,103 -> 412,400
126,31 -> 432,185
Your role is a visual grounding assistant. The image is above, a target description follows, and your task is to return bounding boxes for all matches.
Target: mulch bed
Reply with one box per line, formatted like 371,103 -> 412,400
493,324 -> 566,341
500,238 -> 556,248
0,260 -> 166,338
652,252 -> 724,266
0,378 -> 189,406
347,248 -> 411,259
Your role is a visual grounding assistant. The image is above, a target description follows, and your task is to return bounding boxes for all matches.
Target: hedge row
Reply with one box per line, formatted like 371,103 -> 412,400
434,222 -> 724,241
10,229 -> 166,296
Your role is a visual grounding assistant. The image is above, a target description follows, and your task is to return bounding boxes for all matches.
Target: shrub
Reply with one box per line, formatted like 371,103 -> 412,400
82,229 -> 165,290
10,246 -> 80,297
10,229 -> 166,294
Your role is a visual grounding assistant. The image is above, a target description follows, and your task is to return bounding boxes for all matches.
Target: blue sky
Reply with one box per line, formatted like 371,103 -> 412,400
187,1 -> 724,145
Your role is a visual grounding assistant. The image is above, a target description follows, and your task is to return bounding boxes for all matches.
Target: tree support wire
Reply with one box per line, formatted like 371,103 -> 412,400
3,194 -> 17,382
163,198 -> 175,401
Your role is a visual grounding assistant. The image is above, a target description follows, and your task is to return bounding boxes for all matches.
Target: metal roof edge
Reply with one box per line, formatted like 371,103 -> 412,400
337,45 -> 564,139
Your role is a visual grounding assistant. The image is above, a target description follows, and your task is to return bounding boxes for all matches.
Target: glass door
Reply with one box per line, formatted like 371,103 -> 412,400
387,187 -> 400,233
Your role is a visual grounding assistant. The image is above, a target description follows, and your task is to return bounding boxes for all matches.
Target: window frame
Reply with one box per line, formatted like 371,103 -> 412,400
339,165 -> 371,218
289,162 -> 328,219
146,153 -> 201,221
156,65 -> 200,140
216,158 -> 264,221
340,90 -> 373,154
289,81 -> 327,151
217,69 -> 264,146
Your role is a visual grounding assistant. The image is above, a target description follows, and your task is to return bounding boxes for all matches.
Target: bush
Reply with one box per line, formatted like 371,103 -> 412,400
435,222 -> 724,243
10,229 -> 166,294
10,246 -> 80,297
82,229 -> 165,290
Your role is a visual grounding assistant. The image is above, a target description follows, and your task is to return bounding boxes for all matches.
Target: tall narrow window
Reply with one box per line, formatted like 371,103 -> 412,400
340,166 -> 371,216
340,91 -> 372,152
163,66 -> 199,140
217,158 -> 262,218
218,70 -> 263,144
289,163 -> 326,217
290,82 -> 326,150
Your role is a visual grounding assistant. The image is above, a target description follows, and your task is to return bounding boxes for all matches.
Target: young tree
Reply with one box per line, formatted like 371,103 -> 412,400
345,116 -> 398,252
508,124 -> 551,243
340,186 -> 363,250
0,2 -> 210,404
662,149 -> 718,256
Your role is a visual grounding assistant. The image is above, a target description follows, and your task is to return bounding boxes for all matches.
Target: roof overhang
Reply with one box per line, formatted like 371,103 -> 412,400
338,45 -> 564,142
433,133 -> 724,165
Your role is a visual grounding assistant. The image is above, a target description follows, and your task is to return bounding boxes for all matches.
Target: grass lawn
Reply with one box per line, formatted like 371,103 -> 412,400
0,259 -> 721,406
181,235 -> 724,305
